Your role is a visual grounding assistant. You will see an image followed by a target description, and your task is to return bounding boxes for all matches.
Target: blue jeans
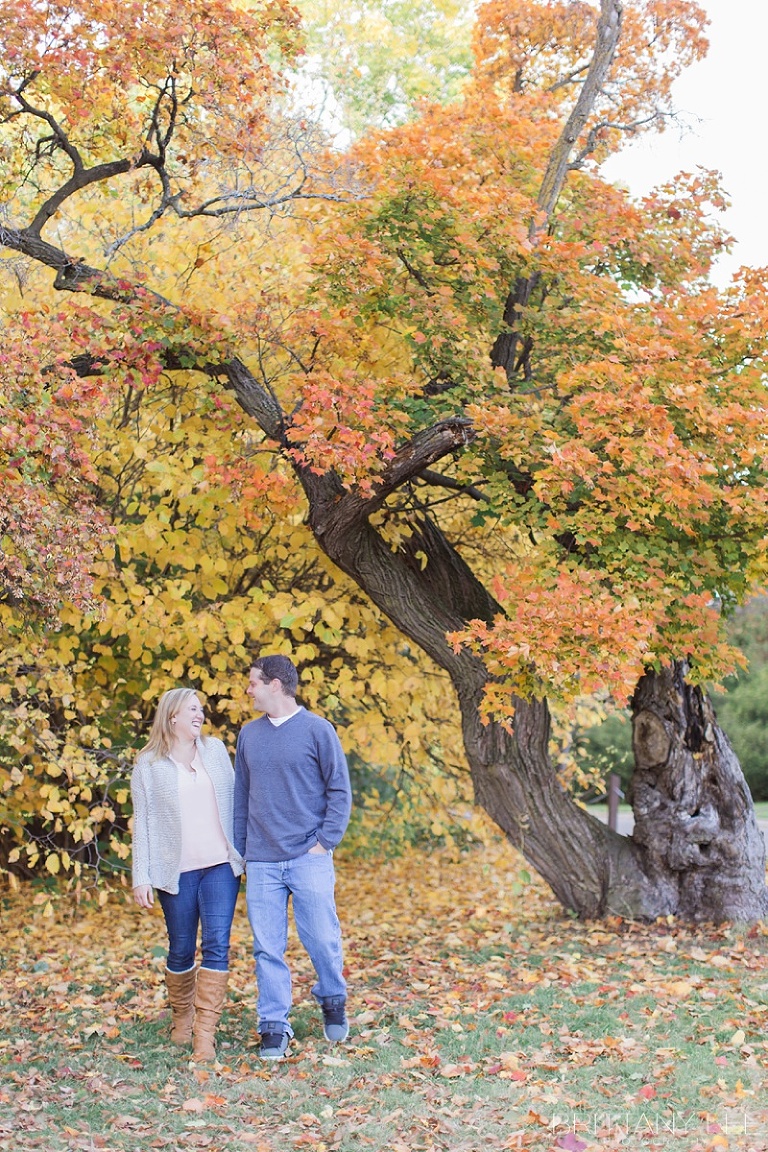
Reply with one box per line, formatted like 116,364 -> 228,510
245,852 -> 346,1034
158,863 -> 241,973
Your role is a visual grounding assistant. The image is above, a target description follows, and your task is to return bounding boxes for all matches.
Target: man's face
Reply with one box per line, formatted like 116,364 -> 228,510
247,669 -> 274,713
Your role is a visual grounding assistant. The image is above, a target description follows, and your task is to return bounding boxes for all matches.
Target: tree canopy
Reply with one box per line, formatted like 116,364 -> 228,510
2,0 -> 767,920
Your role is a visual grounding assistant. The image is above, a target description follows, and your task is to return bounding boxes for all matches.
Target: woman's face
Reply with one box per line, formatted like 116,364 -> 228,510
171,695 -> 205,743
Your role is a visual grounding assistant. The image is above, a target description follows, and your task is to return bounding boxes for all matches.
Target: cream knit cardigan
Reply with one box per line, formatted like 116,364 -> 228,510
131,736 -> 245,894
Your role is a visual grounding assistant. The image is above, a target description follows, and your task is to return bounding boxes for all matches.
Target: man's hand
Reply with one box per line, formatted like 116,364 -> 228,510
308,843 -> 328,855
133,884 -> 154,908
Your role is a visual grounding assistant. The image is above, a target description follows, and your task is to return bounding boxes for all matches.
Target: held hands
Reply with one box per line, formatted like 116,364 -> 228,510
133,884 -> 154,908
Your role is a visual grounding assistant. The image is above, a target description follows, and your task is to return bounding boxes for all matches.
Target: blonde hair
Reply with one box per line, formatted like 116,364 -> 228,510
142,687 -> 200,761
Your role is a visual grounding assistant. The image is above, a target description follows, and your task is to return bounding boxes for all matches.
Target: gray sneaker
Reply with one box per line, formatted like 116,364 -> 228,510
259,1030 -> 290,1060
321,997 -> 349,1043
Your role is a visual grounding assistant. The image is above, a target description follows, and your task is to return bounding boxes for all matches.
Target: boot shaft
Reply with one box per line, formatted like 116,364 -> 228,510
193,968 -> 229,1061
165,966 -> 197,1045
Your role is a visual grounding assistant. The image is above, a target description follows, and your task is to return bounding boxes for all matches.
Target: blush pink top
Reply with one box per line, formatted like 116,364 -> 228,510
173,753 -> 230,872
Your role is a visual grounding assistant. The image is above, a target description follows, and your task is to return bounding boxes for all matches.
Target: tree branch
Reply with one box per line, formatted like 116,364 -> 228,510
568,110 -> 670,171
491,0 -> 623,381
29,156 -> 159,237
365,420 -> 477,512
417,468 -> 488,502
10,80 -> 84,174
0,224 -> 173,303
535,0 -> 623,222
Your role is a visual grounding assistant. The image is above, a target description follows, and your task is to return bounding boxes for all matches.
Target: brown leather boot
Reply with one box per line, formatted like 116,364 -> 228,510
192,968 -> 229,1061
165,967 -> 197,1045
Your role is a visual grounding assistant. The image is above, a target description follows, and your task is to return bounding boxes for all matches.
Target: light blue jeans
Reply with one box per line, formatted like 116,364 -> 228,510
245,852 -> 346,1035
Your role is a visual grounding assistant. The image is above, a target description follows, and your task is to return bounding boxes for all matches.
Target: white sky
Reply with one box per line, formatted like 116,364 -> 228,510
603,0 -> 766,284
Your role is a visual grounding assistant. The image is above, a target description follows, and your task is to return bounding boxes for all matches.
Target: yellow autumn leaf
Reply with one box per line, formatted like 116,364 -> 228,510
663,980 -> 694,998
707,1136 -> 728,1150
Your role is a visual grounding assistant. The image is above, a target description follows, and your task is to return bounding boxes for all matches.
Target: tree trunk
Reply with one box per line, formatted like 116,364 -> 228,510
456,679 -> 661,921
462,664 -> 768,922
630,661 -> 768,921
296,458 -> 768,921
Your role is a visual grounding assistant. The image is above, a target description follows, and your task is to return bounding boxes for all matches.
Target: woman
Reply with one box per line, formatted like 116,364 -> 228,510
131,687 -> 244,1061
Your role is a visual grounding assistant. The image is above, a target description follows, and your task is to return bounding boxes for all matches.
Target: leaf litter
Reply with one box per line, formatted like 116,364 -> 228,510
1,835 -> 767,1151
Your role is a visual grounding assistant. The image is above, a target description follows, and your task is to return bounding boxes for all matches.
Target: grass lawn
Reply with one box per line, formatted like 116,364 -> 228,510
1,836 -> 767,1152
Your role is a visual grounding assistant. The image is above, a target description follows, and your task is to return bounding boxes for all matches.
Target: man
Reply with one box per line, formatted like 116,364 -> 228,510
233,654 -> 352,1061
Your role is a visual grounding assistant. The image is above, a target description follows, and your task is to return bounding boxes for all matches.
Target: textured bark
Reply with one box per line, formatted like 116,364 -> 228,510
630,661 -> 768,922
458,686 -> 658,920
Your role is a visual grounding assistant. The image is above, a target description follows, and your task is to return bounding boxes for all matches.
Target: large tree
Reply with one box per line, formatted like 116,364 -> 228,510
2,0 -> 767,919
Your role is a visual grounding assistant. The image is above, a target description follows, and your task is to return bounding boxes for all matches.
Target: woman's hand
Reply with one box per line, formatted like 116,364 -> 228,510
133,884 -> 154,908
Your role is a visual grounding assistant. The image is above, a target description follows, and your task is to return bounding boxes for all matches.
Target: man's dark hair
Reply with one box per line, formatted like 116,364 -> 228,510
251,654 -> 299,697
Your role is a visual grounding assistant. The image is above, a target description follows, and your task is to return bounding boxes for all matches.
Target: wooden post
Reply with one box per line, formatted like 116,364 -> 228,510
608,772 -> 621,831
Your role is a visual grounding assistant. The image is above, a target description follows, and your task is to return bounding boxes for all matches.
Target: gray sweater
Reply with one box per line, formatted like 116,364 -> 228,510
233,708 -> 352,862
131,736 -> 244,893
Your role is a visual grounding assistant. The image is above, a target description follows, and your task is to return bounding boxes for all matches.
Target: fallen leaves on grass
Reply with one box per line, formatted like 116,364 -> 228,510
1,835 -> 767,1151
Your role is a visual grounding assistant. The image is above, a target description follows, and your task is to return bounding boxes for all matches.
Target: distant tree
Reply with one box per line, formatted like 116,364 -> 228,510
711,598 -> 768,802
298,0 -> 475,135
574,711 -> 634,798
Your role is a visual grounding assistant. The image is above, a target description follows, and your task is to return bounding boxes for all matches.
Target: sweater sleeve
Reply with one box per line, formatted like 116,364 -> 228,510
130,758 -> 152,888
233,728 -> 250,858
315,722 -> 352,851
